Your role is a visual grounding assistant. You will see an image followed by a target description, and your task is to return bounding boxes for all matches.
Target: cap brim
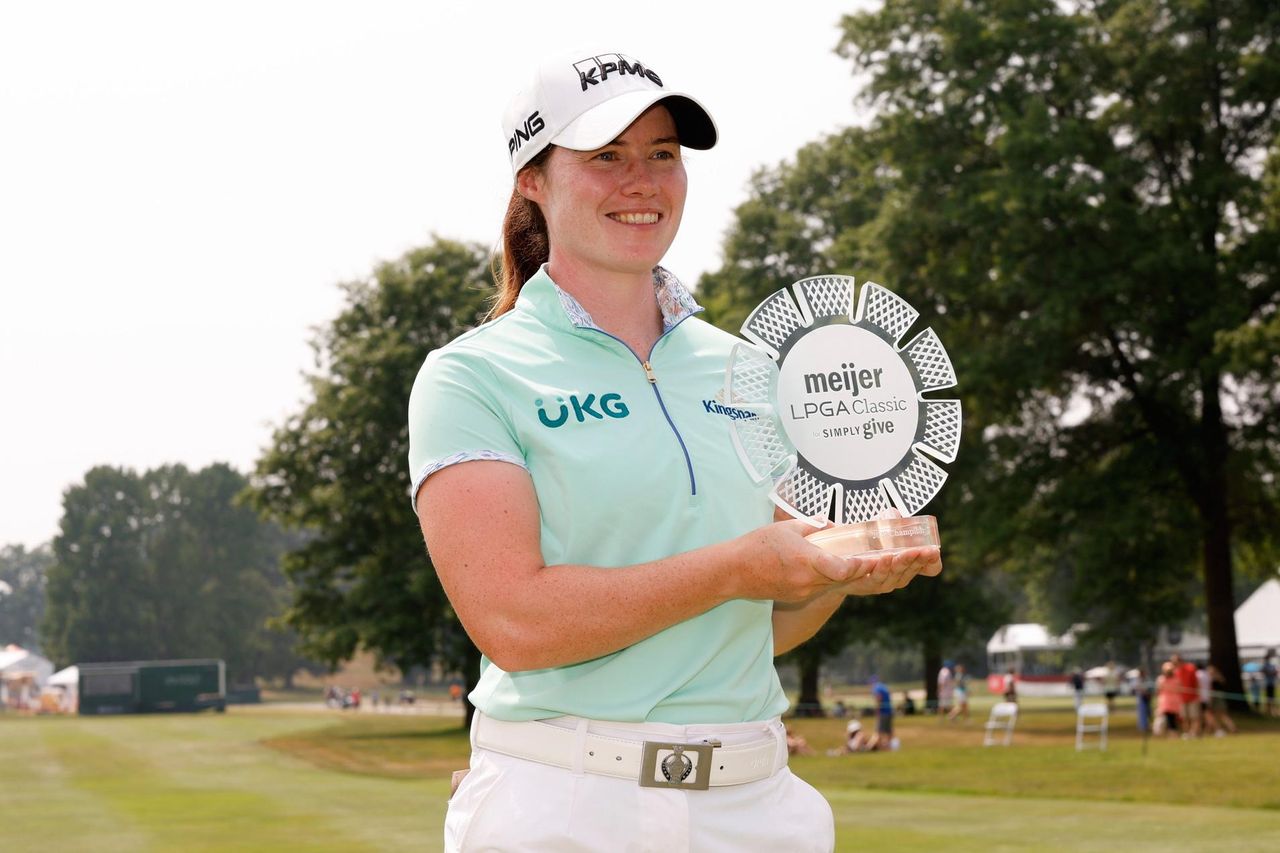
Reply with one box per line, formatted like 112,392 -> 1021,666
551,90 -> 717,152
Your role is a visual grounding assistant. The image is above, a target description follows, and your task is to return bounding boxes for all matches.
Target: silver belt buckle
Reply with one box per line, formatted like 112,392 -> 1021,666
638,739 -> 720,790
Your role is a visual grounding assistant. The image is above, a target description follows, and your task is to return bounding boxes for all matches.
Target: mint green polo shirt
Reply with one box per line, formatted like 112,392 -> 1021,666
407,266 -> 787,723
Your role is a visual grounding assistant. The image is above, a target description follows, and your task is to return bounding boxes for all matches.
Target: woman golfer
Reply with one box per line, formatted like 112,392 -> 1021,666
409,49 -> 942,851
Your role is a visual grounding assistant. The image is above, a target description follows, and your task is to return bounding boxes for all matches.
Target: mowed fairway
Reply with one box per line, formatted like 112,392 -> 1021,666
1,709 -> 446,852
4,704 -> 1280,852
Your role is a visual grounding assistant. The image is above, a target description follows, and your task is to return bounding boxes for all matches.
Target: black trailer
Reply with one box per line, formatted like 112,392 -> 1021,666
77,659 -> 226,715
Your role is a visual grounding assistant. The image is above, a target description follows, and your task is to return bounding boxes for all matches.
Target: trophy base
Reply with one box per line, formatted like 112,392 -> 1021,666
805,516 -> 940,558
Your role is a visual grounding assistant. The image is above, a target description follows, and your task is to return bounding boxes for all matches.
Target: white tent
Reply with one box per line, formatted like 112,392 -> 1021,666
47,665 -> 78,687
1154,577 -> 1280,663
44,665 -> 79,714
986,624 -> 1084,697
0,646 -> 53,683
0,645 -> 54,709
1235,578 -> 1280,659
987,623 -> 1079,655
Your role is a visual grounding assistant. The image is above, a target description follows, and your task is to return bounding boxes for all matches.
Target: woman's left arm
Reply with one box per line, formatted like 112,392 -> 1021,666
770,512 -> 942,655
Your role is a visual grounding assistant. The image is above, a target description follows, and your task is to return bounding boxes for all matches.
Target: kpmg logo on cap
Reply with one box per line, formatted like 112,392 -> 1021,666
573,54 -> 663,92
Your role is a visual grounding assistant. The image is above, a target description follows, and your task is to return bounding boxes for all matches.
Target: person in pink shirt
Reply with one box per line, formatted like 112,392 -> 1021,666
1171,653 -> 1200,736
1156,661 -> 1183,738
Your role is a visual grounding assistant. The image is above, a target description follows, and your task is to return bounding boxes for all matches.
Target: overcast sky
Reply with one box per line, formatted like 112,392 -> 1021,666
0,1 -> 874,549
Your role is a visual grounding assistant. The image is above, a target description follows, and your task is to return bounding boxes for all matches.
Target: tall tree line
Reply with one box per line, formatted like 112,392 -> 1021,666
702,0 -> 1279,705
248,238 -> 492,724
0,544 -> 51,651
254,1 -> 1277,715
41,463 -> 312,685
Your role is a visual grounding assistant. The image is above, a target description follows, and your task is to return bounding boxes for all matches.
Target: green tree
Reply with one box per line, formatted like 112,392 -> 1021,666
248,237 -> 492,726
700,127 -> 1010,708
828,0 -> 1280,706
45,466 -> 154,663
42,463 -> 308,683
0,543 -> 53,650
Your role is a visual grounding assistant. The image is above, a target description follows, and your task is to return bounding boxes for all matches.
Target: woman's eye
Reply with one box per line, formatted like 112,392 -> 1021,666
594,151 -> 617,161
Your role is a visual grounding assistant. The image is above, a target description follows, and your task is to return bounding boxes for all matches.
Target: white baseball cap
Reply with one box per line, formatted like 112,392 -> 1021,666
502,50 -> 717,175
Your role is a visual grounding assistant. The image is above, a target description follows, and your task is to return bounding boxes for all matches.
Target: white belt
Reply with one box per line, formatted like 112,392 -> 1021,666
473,714 -> 783,790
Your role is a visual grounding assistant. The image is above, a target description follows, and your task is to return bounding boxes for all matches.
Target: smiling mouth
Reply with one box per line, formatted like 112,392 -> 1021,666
609,212 -> 660,225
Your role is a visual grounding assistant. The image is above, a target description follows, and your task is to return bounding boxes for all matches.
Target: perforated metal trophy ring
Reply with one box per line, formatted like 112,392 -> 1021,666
719,275 -> 961,525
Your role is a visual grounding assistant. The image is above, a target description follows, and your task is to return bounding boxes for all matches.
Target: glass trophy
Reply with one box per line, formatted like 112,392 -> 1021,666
720,275 -> 960,556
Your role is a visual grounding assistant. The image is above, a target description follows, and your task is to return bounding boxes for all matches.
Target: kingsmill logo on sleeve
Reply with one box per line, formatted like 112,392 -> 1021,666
536,393 -> 630,428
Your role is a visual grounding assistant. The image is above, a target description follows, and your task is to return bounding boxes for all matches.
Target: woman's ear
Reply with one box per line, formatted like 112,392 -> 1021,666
516,165 -> 544,204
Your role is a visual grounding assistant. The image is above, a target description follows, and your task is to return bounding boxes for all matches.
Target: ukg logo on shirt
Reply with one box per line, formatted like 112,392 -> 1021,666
536,393 -> 630,428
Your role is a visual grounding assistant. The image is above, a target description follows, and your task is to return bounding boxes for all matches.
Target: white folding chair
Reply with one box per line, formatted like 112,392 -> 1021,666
1076,702 -> 1109,751
983,701 -> 1018,746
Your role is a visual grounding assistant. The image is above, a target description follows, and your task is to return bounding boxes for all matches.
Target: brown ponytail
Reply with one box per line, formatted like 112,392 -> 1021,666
488,146 -> 553,320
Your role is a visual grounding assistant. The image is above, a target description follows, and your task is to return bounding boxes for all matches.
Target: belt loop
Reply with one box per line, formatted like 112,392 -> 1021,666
570,717 -> 590,776
769,719 -> 787,772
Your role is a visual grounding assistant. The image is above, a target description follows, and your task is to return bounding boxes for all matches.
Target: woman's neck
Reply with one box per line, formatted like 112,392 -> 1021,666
546,259 -> 665,357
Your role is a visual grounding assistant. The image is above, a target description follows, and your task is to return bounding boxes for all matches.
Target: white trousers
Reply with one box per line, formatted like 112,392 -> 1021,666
445,715 -> 834,852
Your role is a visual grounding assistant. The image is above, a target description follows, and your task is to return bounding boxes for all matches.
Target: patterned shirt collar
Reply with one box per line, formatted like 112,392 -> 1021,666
550,265 -> 703,333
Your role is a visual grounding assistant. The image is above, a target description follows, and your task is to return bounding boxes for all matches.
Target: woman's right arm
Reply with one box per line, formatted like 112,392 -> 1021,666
416,459 -> 858,672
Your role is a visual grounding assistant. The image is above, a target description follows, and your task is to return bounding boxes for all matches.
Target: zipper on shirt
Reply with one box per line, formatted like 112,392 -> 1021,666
585,323 -> 698,497
638,358 -> 697,496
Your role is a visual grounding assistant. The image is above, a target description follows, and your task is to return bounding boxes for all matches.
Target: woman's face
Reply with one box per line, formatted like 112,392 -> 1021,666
518,105 -> 687,281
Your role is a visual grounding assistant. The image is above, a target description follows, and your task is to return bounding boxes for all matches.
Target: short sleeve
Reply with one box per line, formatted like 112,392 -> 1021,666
407,348 -> 527,509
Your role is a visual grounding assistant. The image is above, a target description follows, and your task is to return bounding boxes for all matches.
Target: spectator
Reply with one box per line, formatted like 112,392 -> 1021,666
1133,668 -> 1152,735
937,662 -> 954,717
1102,661 -> 1121,712
1070,668 -> 1085,711
1156,661 -> 1182,738
872,675 -> 895,748
830,719 -> 864,755
1207,664 -> 1236,735
1171,653 -> 1200,737
785,725 -> 815,756
1247,667 -> 1263,710
1196,663 -> 1217,736
833,700 -> 848,719
900,691 -> 917,716
948,663 -> 970,722
1265,649 -> 1277,717
1003,669 -> 1018,704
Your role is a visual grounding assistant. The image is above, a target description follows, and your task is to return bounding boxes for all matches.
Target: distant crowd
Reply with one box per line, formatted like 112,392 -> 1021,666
784,650 -> 1277,757
1146,649 -> 1277,738
323,685 -> 430,710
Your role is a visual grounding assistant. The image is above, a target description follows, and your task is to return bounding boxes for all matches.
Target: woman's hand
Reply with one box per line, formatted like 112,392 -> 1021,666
838,545 -> 942,596
837,507 -> 943,596
731,519 -> 862,604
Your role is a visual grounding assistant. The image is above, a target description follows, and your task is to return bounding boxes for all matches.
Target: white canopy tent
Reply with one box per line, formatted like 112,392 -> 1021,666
44,665 -> 79,713
986,623 -> 1084,697
1234,578 -> 1280,659
0,645 -> 54,709
1154,577 -> 1280,663
47,665 -> 78,687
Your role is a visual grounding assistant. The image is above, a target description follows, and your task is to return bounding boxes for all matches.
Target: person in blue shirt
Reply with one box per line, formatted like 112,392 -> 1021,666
872,675 -> 895,747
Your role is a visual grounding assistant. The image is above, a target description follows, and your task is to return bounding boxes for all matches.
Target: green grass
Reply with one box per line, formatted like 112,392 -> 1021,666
3,704 -> 1279,851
